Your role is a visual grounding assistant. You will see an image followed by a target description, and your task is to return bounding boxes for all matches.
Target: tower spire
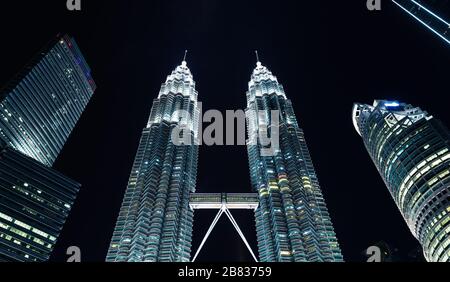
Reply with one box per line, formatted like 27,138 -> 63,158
183,50 -> 188,62
255,50 -> 260,63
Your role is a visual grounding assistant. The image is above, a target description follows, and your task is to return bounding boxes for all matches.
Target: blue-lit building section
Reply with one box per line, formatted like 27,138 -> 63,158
245,60 -> 343,262
353,100 -> 450,262
0,34 -> 96,166
0,140 -> 80,262
106,60 -> 200,262
392,0 -> 450,44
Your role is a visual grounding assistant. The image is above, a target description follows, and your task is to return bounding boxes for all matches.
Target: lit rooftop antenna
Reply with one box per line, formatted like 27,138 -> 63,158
182,50 -> 188,66
255,50 -> 261,66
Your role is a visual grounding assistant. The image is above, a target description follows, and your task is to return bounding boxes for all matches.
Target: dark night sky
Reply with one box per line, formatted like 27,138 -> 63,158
1,0 -> 449,262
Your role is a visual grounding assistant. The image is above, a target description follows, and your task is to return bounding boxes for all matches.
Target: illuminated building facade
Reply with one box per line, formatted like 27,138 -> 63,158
0,140 -> 80,262
245,58 -> 343,262
353,100 -> 450,262
392,0 -> 450,45
0,34 -> 96,166
106,59 -> 200,262
0,34 -> 92,261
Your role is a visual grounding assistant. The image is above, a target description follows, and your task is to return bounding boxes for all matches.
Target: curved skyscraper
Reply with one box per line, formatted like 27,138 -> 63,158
106,59 -> 200,262
353,100 -> 450,262
245,59 -> 343,262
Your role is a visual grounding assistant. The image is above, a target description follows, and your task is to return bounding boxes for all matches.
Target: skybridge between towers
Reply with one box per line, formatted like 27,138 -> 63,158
189,193 -> 259,262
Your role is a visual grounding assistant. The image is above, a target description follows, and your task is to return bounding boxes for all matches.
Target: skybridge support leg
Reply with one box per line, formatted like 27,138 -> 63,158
223,208 -> 258,262
191,205 -> 258,262
192,208 -> 224,262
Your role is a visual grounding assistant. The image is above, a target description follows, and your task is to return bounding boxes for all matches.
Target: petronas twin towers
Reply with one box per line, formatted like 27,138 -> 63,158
106,60 -> 199,262
106,55 -> 343,262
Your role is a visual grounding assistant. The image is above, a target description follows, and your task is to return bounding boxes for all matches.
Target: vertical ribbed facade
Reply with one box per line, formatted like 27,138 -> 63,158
245,61 -> 343,262
0,34 -> 96,166
106,60 -> 199,262
0,140 -> 80,261
392,0 -> 450,44
353,100 -> 450,262
0,34 -> 93,261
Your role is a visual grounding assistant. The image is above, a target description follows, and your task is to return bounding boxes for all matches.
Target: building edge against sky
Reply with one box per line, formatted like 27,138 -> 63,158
353,100 -> 450,262
106,59 -> 199,262
0,34 -> 94,261
245,58 -> 343,262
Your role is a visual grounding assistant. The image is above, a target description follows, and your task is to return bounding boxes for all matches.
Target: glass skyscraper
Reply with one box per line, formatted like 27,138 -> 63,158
0,140 -> 80,262
353,100 -> 450,262
0,34 -> 96,166
245,59 -> 343,262
0,34 -> 94,261
106,59 -> 199,262
392,0 -> 450,44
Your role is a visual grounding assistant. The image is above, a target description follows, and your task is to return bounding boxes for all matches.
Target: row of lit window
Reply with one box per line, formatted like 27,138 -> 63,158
0,212 -> 55,241
397,149 -> 449,209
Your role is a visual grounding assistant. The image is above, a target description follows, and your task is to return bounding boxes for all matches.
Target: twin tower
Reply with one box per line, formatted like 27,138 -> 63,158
105,57 -> 344,262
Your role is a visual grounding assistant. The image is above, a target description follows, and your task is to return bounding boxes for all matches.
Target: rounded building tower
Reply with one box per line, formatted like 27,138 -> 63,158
352,100 -> 450,262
